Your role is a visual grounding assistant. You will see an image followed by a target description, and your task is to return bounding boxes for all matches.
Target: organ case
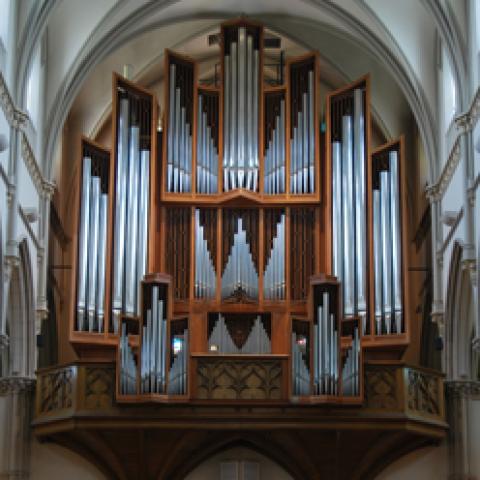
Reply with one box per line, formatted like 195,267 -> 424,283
68,19 -> 411,407
70,139 -> 112,348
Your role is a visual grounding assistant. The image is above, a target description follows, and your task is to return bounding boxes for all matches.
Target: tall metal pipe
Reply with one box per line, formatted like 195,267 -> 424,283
224,56 -> 230,190
125,126 -> 140,315
87,177 -> 100,331
373,189 -> 383,334
380,170 -> 392,333
168,64 -> 175,191
96,193 -> 108,332
332,142 -> 343,281
308,71 -> 315,193
390,151 -> 403,333
342,115 -> 354,316
77,157 -> 91,331
112,98 -> 129,332
354,88 -> 367,331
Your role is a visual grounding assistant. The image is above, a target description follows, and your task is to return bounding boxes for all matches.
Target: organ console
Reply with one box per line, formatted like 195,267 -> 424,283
69,18 -> 410,405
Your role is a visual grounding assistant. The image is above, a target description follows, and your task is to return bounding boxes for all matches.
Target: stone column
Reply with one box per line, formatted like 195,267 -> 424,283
445,380 -> 480,480
0,377 -> 35,480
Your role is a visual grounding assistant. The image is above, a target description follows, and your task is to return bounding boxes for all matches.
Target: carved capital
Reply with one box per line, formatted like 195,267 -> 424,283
0,376 -> 36,395
425,184 -> 439,203
430,308 -> 444,326
445,380 -> 480,399
0,334 -> 9,349
472,337 -> 480,353
455,87 -> 480,134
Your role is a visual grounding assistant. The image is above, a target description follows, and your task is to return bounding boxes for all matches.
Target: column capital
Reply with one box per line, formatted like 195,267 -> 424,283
0,376 -> 35,395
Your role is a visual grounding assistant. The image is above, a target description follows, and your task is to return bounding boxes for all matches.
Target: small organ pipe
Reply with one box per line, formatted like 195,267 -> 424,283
96,193 -> 108,332
87,177 -> 100,332
373,189 -> 383,334
380,170 -> 392,334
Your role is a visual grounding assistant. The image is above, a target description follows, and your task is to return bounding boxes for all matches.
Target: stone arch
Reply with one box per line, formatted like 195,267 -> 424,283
2,240 -> 36,378
42,4 -> 438,185
445,241 -> 476,380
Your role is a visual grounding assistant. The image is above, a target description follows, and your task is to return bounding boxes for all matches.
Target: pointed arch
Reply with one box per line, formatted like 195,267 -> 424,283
445,241 -> 476,380
2,240 -> 36,378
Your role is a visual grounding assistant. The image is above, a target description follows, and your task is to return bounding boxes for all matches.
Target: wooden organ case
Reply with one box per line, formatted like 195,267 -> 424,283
69,19 -> 412,405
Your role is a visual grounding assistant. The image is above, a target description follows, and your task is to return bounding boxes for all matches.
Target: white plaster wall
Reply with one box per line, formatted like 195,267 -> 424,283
365,0 -> 438,119
45,0 -> 117,116
184,446 -> 293,480
374,445 -> 447,480
0,0 -> 10,53
30,439 -> 105,480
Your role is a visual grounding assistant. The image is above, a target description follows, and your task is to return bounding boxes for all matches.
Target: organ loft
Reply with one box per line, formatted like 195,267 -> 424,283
34,18 -> 447,479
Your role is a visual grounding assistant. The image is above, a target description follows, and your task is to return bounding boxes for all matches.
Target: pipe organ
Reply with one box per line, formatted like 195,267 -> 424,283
76,140 -> 110,333
70,19 -> 409,407
329,82 -> 368,334
111,78 -> 153,334
222,24 -> 261,192
166,53 -> 194,194
371,141 -> 405,336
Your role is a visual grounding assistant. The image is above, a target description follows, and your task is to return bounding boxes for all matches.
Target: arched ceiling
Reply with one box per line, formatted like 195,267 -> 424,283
18,0 -> 446,182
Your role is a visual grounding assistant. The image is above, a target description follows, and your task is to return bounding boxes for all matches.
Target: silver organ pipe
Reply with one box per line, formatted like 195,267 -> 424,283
208,314 -> 238,353
263,213 -> 285,300
390,151 -> 403,333
223,55 -> 230,189
76,156 -> 109,333
313,292 -> 338,396
196,93 -> 219,194
353,89 -> 367,332
120,323 -> 137,395
86,176 -> 100,331
223,27 -> 259,191
264,99 -> 285,194
77,157 -> 91,331
125,126 -> 140,315
113,98 -> 129,333
195,209 -> 216,299
373,151 -> 403,335
141,286 -> 168,394
291,332 -> 310,396
342,115 -> 354,316
96,194 -> 108,333
167,60 -> 193,193
341,326 -> 360,396
373,190 -> 383,334
380,170 -> 392,334
331,142 -> 343,282
290,67 -> 315,195
331,88 -> 368,331
221,217 -> 258,299
168,328 -> 189,395
112,93 -> 151,332
208,314 -> 271,354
